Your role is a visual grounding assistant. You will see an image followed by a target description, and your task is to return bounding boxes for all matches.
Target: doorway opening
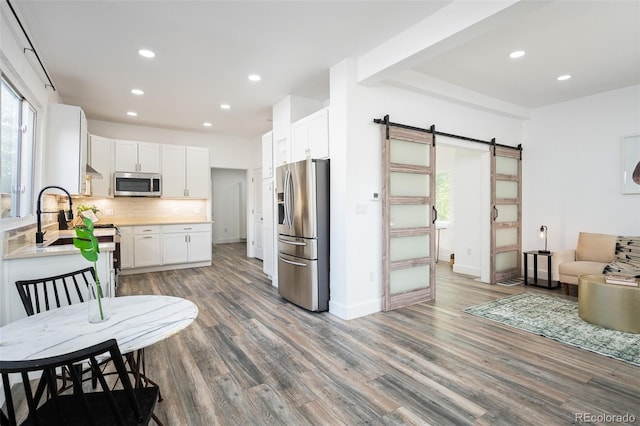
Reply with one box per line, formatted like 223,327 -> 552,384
435,139 -> 491,283
211,168 -> 247,245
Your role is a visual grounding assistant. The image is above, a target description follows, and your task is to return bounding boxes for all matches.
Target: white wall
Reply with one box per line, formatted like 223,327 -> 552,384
522,85 -> 640,252
88,120 -> 261,170
329,58 -> 525,319
211,168 -> 247,244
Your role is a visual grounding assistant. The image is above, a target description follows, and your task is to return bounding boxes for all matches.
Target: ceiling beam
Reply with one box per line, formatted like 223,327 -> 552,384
356,0 -> 550,86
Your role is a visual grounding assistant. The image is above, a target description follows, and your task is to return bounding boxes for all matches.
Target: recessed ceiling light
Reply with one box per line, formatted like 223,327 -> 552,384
220,104 -> 231,110
248,74 -> 261,82
127,111 -> 138,117
138,49 -> 155,58
203,122 -> 212,127
557,74 -> 572,81
509,50 -> 525,59
131,89 -> 144,95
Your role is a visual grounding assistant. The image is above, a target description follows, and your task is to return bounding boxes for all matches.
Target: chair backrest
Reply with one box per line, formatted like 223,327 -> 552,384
576,232 -> 617,263
1,339 -> 158,426
15,267 -> 96,316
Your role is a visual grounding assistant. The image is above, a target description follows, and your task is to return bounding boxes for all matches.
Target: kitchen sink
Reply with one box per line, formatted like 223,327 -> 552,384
47,237 -> 75,246
47,235 -> 114,246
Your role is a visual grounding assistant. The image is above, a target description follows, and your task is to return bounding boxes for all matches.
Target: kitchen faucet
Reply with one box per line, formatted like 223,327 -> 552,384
36,186 -> 73,244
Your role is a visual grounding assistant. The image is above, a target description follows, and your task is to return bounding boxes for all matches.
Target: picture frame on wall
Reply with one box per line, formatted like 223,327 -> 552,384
622,134 -> 640,194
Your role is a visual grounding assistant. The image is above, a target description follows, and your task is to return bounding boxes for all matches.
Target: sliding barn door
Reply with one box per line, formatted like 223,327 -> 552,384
490,145 -> 522,284
382,127 -> 436,311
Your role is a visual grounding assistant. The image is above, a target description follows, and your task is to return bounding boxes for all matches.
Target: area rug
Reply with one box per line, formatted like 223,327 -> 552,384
463,292 -> 640,366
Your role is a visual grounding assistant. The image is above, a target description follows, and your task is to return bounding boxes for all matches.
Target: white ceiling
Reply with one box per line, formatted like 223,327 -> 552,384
7,0 -> 640,138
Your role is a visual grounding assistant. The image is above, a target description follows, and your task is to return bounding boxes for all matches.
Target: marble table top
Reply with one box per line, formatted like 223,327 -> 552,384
0,295 -> 198,361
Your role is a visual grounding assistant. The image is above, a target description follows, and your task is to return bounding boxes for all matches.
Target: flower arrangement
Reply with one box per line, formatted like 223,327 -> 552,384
73,216 -> 105,321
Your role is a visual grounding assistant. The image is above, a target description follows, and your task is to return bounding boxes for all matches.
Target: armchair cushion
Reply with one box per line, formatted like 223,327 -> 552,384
575,232 -> 617,263
559,261 -> 609,285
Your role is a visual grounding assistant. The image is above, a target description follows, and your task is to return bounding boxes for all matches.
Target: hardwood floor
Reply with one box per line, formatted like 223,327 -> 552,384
118,243 -> 639,425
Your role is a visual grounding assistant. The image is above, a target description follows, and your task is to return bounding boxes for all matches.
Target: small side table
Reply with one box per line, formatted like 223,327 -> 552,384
523,250 -> 559,289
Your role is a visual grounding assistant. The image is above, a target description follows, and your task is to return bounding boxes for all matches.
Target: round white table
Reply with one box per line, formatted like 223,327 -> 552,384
0,295 -> 198,361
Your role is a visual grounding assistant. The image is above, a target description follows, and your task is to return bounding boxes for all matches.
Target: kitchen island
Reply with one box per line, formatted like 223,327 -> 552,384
2,227 -> 117,327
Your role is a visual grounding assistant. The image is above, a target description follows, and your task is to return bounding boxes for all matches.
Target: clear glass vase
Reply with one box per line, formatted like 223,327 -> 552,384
88,281 -> 110,323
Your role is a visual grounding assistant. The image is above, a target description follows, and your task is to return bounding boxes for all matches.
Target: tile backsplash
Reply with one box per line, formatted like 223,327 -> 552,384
71,197 -> 208,223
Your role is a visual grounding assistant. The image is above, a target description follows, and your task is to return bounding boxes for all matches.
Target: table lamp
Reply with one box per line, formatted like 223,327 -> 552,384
539,225 -> 550,254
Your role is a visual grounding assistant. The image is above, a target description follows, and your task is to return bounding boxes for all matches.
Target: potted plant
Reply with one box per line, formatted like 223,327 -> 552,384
74,216 -> 109,322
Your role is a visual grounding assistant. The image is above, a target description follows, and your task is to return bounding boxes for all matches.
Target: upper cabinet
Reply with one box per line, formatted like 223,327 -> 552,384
161,145 -> 209,198
290,107 -> 329,163
261,132 -> 273,179
44,104 -> 88,194
114,140 -> 160,173
88,134 -> 114,197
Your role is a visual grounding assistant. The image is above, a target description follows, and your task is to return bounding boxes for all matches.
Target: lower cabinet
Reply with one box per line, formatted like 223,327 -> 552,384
119,223 -> 211,273
133,226 -> 162,267
162,223 -> 212,264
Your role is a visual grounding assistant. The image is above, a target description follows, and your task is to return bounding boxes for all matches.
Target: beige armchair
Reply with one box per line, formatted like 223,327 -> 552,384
556,232 -> 617,295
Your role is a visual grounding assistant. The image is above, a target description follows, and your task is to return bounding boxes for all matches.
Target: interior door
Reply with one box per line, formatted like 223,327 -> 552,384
490,145 -> 522,283
382,126 -> 436,311
253,170 -> 264,260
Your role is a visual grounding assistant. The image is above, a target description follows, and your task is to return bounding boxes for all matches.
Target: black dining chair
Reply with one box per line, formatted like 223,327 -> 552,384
15,266 -> 96,316
15,267 -> 99,393
0,338 -> 159,426
14,267 -> 165,425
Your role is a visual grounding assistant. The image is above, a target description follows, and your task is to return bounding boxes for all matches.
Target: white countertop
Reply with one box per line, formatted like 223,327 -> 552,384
3,228 -> 117,260
4,241 -> 116,260
102,217 -> 213,226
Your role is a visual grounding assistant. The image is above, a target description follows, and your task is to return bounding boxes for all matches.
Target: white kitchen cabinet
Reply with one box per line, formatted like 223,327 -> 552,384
308,108 -> 329,159
88,134 -> 114,197
119,226 -> 134,269
161,223 -> 211,264
290,107 -> 329,162
133,225 -> 162,267
161,145 -> 209,198
115,140 -> 160,173
261,132 -> 273,178
274,137 -> 290,166
44,104 -> 88,195
290,120 -> 308,162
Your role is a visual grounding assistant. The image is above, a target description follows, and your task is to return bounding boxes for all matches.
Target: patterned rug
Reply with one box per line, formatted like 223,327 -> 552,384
463,293 -> 640,366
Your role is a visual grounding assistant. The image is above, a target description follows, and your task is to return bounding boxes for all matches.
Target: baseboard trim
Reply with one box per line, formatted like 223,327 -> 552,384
120,261 -> 212,276
453,264 -> 480,277
329,298 -> 381,320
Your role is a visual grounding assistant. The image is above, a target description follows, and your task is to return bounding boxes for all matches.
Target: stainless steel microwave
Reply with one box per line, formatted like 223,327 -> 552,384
114,172 -> 162,197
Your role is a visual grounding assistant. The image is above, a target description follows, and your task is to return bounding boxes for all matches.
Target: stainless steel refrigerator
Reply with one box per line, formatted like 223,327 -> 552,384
276,158 -> 329,312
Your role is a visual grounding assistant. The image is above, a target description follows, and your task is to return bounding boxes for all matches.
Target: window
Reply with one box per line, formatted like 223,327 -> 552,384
435,172 -> 450,222
1,77 -> 36,218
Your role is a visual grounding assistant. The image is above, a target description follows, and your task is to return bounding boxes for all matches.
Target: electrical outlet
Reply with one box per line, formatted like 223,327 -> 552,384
172,207 -> 180,214
105,209 -> 114,216
467,248 -> 472,255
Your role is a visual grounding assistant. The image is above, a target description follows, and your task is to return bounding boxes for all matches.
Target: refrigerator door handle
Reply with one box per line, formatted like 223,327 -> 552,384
279,256 -> 308,267
283,170 -> 290,228
287,170 -> 295,228
278,239 -> 306,246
